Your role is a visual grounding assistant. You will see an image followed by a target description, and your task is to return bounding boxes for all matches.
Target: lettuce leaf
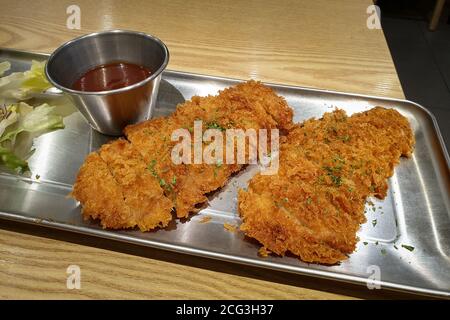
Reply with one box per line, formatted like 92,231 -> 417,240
0,102 -> 64,144
0,102 -> 64,174
0,60 -> 51,102
0,105 -> 19,136
0,60 -> 70,175
21,60 -> 52,92
0,71 -> 25,101
0,145 -> 29,174
0,61 -> 11,76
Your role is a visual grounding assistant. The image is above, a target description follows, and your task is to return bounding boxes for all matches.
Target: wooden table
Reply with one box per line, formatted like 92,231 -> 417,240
0,0 -> 413,299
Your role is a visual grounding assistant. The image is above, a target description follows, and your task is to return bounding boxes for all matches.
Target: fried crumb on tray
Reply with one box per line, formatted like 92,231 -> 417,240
199,216 -> 212,224
223,223 -> 238,233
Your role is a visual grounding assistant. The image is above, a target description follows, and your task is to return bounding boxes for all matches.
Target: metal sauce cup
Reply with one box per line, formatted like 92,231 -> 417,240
45,30 -> 169,136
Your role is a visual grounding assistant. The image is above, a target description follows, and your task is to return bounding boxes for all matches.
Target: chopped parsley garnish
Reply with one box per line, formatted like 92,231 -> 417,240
318,175 -> 325,184
372,219 -> 377,227
333,155 -> 345,163
171,176 -> 177,185
147,159 -> 158,177
327,126 -> 338,135
306,197 -> 312,205
394,245 -> 398,250
363,242 -> 368,246
381,249 -> 387,255
401,244 -> 415,252
341,135 -> 350,142
323,164 -> 343,187
206,121 -> 225,131
148,160 -> 174,192
330,174 -> 342,187
213,160 -> 223,178
323,166 -> 334,174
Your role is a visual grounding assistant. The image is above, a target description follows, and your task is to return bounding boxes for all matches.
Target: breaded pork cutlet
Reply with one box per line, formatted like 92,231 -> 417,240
238,107 -> 414,264
73,80 -> 294,229
72,139 -> 173,231
125,80 -> 293,218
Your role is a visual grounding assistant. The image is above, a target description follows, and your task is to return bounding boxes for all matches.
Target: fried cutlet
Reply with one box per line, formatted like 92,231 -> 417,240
238,107 -> 414,264
72,139 -> 173,231
72,152 -> 135,229
72,80 -> 294,229
124,80 -> 293,218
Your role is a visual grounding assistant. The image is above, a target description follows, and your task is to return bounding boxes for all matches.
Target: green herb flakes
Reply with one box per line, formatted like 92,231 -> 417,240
401,244 -> 415,252
206,121 -> 225,131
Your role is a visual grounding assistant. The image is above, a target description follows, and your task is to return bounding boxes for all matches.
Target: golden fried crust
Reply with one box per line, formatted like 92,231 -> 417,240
238,189 -> 349,264
219,80 -> 294,132
71,153 -> 135,229
98,139 -> 173,231
74,80 -> 293,228
238,107 -> 415,265
125,80 -> 294,218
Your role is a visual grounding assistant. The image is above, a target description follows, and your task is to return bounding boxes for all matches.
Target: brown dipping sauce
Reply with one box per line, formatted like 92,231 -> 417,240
72,61 -> 152,92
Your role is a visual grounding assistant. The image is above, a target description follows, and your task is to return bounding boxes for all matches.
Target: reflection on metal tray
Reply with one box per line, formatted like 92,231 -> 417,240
0,48 -> 449,298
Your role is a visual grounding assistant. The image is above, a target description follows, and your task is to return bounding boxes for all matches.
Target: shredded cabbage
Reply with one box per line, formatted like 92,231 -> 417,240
1,102 -> 64,144
0,105 -> 18,137
21,60 -> 52,92
0,145 -> 29,174
0,60 -> 51,102
0,60 -> 70,174
0,61 -> 11,76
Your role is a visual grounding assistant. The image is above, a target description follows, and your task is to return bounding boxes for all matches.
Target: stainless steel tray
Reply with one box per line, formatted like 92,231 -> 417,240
1,48 -> 449,298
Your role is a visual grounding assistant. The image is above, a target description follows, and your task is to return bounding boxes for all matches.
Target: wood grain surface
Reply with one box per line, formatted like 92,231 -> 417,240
0,0 -> 412,299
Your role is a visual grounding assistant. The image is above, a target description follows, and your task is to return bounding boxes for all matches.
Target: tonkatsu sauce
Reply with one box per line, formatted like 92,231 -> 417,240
72,61 -> 151,92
